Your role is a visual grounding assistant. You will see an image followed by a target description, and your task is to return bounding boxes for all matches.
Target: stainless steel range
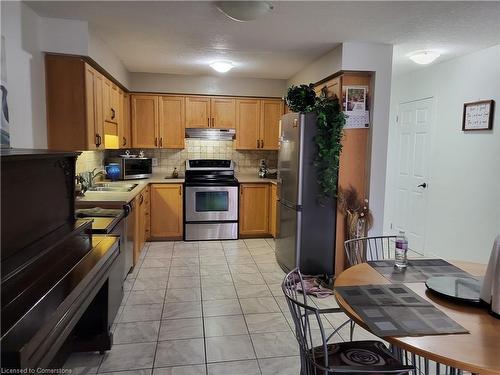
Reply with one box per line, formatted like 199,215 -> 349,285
184,159 -> 239,240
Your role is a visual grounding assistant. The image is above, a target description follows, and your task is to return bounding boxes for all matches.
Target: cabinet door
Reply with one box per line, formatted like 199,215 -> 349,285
269,183 -> 278,238
159,96 -> 185,149
103,79 -> 112,122
84,64 -> 104,149
239,183 -> 270,236
131,95 -> 158,148
186,96 -> 211,128
110,84 -> 120,124
235,99 -> 261,150
121,93 -> 132,148
211,97 -> 236,129
260,99 -> 283,150
150,184 -> 183,239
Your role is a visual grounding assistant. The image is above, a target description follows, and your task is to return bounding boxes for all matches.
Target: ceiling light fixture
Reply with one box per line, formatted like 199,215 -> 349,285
215,1 -> 274,22
210,61 -> 234,73
408,50 -> 441,65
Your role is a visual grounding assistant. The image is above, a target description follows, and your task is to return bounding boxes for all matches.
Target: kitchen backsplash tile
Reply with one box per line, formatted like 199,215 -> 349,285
106,139 -> 277,175
76,150 -> 105,174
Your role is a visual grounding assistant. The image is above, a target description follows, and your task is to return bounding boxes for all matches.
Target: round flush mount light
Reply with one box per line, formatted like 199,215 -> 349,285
210,61 -> 234,73
215,1 -> 274,22
408,50 -> 441,65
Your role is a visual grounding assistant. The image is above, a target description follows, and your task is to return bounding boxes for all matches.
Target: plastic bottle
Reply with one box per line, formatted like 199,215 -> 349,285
394,231 -> 408,269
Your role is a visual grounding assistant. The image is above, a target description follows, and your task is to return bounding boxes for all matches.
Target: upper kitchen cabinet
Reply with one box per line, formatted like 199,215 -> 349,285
131,95 -> 158,148
235,99 -> 261,149
46,55 -> 104,150
186,96 -> 236,129
119,93 -> 132,148
131,94 -> 185,149
260,99 -> 283,150
185,96 -> 211,128
158,95 -> 185,149
211,97 -> 236,129
235,98 -> 283,150
45,54 -> 130,151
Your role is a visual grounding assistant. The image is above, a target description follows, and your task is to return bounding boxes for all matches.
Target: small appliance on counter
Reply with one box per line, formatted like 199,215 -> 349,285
107,156 -> 152,180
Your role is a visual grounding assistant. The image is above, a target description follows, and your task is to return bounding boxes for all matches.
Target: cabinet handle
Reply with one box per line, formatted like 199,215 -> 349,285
179,186 -> 182,196
95,134 -> 100,147
155,137 -> 158,147
159,137 -> 163,147
211,118 -> 215,128
139,194 -> 144,204
111,108 -> 116,120
256,139 -> 259,148
261,139 -> 264,148
122,137 -> 126,147
208,117 -> 210,128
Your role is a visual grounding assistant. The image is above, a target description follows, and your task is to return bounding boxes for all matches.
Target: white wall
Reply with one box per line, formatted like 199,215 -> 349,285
88,28 -> 130,88
341,42 -> 394,236
130,73 -> 286,98
385,44 -> 500,263
40,16 -> 88,56
1,1 -> 47,148
287,45 -> 342,87
287,42 -> 393,235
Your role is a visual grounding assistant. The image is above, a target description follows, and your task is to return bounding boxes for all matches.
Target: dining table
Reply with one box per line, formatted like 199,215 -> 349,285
334,260 -> 500,375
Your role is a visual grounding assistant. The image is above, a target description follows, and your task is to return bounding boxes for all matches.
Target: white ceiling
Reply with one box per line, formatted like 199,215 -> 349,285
27,1 -> 500,79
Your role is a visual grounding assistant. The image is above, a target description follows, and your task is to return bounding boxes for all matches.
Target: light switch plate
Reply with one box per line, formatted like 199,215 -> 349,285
152,158 -> 158,167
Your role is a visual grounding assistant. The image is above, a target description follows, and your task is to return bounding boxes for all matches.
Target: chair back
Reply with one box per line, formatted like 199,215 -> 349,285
344,236 -> 396,267
282,268 -> 331,374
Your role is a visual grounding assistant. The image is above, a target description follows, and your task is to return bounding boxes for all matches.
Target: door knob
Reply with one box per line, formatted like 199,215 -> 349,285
417,183 -> 427,189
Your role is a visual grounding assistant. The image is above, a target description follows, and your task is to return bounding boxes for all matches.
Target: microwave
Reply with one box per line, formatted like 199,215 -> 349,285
107,157 -> 153,180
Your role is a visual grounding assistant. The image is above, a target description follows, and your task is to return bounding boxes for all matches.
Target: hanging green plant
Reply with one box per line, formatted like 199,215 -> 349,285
285,84 -> 346,198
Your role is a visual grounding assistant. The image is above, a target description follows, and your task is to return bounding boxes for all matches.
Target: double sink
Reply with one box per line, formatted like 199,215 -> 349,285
87,183 -> 138,193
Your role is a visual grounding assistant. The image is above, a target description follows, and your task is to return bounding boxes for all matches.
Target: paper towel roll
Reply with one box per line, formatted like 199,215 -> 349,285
480,235 -> 500,318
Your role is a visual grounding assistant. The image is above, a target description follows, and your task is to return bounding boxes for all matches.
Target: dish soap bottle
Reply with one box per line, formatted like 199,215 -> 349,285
394,231 -> 408,269
172,167 -> 179,178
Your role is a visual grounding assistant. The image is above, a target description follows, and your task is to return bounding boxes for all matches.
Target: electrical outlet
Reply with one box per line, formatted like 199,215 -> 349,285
152,158 -> 158,167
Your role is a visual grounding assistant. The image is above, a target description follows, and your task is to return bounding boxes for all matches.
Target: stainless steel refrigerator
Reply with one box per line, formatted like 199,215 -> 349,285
275,112 -> 336,277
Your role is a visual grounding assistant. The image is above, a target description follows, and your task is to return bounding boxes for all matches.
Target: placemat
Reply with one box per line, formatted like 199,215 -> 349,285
368,259 -> 472,283
335,284 -> 469,337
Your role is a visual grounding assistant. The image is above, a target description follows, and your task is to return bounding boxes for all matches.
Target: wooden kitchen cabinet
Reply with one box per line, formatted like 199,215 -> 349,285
235,98 -> 283,150
211,97 -> 236,129
186,96 -> 236,129
235,99 -> 261,149
159,95 -> 185,149
46,55 -> 105,150
269,183 -> 278,238
131,94 -> 185,149
185,96 -> 211,128
239,183 -> 270,236
260,99 -> 283,150
131,95 -> 159,148
120,92 -> 132,148
150,184 -> 183,239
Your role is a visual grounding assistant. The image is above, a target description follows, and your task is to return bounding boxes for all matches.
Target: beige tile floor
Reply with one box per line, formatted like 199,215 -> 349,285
63,239 -> 378,375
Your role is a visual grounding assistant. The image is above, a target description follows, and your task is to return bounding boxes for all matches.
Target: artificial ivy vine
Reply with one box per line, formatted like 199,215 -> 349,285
285,84 -> 346,198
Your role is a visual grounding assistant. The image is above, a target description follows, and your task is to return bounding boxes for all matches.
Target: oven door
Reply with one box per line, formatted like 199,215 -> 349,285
185,186 -> 238,222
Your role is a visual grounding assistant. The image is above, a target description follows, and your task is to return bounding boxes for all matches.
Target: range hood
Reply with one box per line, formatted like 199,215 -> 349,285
185,128 -> 235,140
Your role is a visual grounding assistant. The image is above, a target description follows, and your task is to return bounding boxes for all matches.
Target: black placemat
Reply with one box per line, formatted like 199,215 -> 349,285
368,259 -> 472,283
336,284 -> 469,337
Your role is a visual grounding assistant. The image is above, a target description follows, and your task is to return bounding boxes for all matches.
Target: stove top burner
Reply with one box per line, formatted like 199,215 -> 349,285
185,159 -> 238,186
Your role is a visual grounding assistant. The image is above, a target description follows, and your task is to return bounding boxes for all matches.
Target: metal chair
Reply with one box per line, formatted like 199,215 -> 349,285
344,235 -> 397,266
282,268 -> 414,375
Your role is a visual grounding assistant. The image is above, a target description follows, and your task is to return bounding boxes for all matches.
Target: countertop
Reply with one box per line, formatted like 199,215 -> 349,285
76,173 -> 276,206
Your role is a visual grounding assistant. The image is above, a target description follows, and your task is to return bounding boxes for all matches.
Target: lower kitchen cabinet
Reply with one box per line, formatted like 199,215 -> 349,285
239,183 -> 270,237
269,183 -> 278,238
150,184 -> 183,239
134,187 -> 150,264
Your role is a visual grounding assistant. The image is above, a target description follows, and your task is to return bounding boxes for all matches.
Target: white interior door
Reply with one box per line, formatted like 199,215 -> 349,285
394,98 -> 434,253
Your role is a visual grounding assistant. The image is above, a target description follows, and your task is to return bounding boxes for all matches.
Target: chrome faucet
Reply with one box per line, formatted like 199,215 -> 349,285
78,168 -> 104,192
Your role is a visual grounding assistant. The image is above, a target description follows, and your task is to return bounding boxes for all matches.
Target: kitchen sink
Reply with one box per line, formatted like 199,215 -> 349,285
87,183 -> 138,192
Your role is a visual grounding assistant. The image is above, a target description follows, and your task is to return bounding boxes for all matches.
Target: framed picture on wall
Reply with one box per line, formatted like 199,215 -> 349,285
462,100 -> 495,131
